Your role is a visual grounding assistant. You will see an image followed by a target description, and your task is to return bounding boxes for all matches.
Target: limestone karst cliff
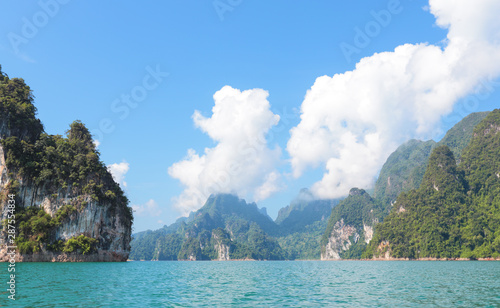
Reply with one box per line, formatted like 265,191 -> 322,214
0,66 -> 132,262
365,110 -> 500,260
321,188 -> 382,260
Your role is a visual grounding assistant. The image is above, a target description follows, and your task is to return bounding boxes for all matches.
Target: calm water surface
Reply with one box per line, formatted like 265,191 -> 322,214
1,261 -> 499,307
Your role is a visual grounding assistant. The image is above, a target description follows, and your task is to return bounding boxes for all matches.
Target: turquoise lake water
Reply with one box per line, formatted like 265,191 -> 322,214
1,261 -> 500,307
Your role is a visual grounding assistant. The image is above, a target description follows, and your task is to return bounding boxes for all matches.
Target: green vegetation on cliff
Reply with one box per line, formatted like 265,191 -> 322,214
275,190 -> 338,259
133,109 -> 496,261
130,192 -> 342,261
1,120 -> 129,210
0,65 -> 43,142
439,111 -> 491,162
275,189 -> 335,232
322,111 -> 493,260
365,110 -> 500,259
0,66 -> 133,255
63,235 -> 99,255
321,188 -> 384,259
277,220 -> 330,260
195,194 -> 278,237
459,109 -> 500,258
131,194 -> 286,260
15,205 -> 94,255
374,111 -> 489,210
374,140 -> 436,209
154,233 -> 183,260
16,207 -> 54,254
364,146 -> 467,259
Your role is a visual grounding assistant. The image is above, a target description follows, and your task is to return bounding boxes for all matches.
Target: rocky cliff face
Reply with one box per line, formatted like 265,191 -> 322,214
321,188 -> 383,260
0,143 -> 132,262
363,224 -> 374,244
321,219 -> 358,260
0,69 -> 132,262
212,231 -> 230,261
365,110 -> 500,259
321,220 -> 378,260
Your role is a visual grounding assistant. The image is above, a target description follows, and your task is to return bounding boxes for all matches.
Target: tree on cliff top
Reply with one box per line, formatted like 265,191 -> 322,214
67,120 -> 95,151
0,66 -> 133,252
0,65 -> 43,142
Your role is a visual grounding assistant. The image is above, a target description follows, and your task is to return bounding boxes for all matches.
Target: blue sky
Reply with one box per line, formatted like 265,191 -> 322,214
1,0 -> 499,233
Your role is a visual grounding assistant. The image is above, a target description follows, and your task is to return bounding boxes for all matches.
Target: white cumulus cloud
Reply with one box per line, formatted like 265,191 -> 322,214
107,161 -> 130,188
132,199 -> 162,217
287,0 -> 500,199
254,171 -> 283,202
169,86 -> 282,215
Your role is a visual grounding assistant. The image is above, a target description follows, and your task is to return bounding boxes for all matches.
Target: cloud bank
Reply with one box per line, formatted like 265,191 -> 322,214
169,86 -> 282,215
287,0 -> 500,199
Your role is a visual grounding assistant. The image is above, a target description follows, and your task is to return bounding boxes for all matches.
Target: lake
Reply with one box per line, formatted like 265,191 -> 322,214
2,261 -> 500,307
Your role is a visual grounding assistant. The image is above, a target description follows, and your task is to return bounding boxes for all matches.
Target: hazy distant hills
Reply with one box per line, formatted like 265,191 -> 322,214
130,192 -> 339,260
439,111 -> 491,161
374,111 -> 490,209
276,188 -> 337,233
274,189 -> 339,259
131,194 -> 283,260
374,139 -> 436,210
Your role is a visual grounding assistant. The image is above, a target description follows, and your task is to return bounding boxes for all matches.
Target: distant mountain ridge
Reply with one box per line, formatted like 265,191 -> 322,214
321,111 -> 492,260
131,194 -> 286,260
193,194 -> 278,236
130,192 -> 340,260
276,189 -> 337,234
374,139 -> 436,209
365,109 -> 500,259
374,111 -> 490,209
132,111 -> 495,261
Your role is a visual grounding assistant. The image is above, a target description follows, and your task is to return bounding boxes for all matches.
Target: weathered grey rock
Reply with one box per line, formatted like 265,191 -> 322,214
0,142 -> 132,262
321,219 -> 359,260
212,231 -> 230,261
